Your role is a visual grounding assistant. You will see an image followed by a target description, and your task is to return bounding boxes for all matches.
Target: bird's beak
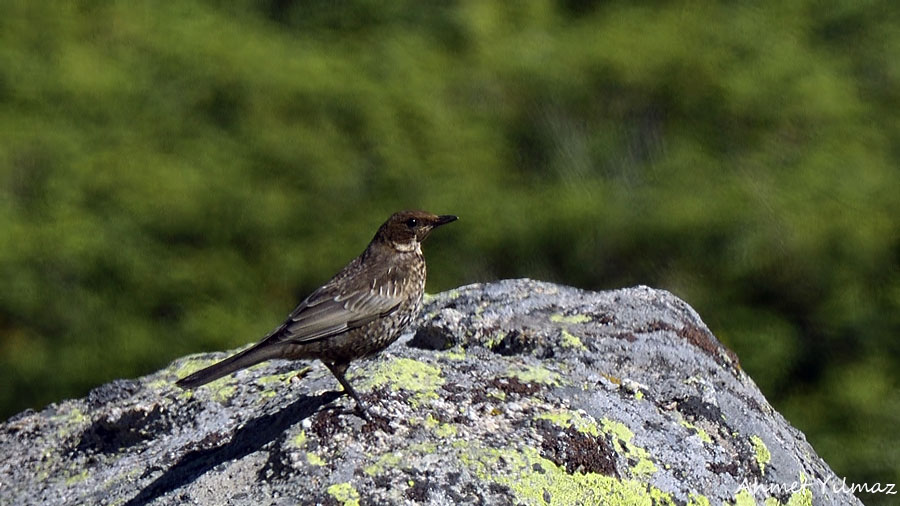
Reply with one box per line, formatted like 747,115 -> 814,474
433,215 -> 458,227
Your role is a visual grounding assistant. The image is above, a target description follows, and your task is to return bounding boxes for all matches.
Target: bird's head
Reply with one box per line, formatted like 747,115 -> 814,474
376,210 -> 457,252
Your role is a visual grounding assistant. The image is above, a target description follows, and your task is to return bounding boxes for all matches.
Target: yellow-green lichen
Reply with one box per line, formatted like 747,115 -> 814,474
424,414 -> 458,437
750,436 -> 771,475
488,390 -> 507,401
326,482 -> 360,506
359,438 -> 679,505
535,410 -> 601,437
504,365 -> 562,386
630,456 -> 657,476
34,450 -> 54,482
444,347 -> 466,361
435,423 -> 457,437
679,420 -> 713,444
733,488 -> 757,506
257,367 -> 310,387
212,384 -> 236,404
171,356 -> 219,380
364,452 -> 404,477
61,406 -> 87,425
426,289 -> 460,305
601,372 -> 622,385
484,331 -> 507,349
560,329 -> 587,350
360,358 -> 444,392
364,442 -> 438,477
171,356 -> 236,398
145,377 -> 171,390
600,418 -> 657,476
650,487 -> 676,505
292,431 -> 307,448
307,452 -> 326,466
62,406 -> 87,425
461,445 -> 670,505
65,469 -> 90,486
550,313 -> 592,324
170,347 -> 253,382
687,493 -> 711,506
53,406 -> 88,438
742,488 -> 812,506
634,390 -> 644,400
536,411 -> 657,478
255,369 -> 309,402
785,488 -> 813,506
358,358 -> 445,406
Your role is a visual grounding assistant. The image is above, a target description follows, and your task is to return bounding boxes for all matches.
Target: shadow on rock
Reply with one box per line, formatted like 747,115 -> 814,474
123,391 -> 340,506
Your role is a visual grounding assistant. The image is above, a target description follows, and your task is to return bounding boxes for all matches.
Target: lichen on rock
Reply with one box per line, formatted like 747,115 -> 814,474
0,280 -> 862,505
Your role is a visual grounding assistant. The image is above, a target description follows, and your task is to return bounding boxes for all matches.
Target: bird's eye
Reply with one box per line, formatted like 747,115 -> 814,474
405,218 -> 418,228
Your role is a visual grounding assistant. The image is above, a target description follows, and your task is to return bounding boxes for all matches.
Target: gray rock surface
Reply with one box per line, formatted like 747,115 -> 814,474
0,279 -> 861,505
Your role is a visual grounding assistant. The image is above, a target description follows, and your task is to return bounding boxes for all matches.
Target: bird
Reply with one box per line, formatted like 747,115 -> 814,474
176,210 -> 457,417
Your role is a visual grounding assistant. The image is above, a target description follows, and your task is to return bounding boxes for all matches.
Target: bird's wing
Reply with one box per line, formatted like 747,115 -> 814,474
264,277 -> 405,345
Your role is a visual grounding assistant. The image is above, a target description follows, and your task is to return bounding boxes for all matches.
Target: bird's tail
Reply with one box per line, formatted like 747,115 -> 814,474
175,342 -> 282,389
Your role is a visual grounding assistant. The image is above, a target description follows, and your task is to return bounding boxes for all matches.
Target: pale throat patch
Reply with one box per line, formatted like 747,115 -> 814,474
392,240 -> 421,253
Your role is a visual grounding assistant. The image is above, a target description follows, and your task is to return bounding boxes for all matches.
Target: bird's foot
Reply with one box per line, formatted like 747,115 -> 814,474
355,403 -> 372,421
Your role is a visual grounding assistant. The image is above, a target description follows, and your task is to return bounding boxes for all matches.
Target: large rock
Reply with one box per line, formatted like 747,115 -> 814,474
0,279 -> 861,505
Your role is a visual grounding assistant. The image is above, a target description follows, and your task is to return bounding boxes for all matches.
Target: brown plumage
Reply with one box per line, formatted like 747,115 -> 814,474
176,210 -> 457,416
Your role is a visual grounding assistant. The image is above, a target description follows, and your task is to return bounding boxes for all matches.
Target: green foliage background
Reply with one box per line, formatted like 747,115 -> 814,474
2,0 -> 898,501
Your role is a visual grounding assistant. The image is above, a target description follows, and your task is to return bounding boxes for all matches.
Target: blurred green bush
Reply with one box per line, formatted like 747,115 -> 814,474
1,0 -> 897,502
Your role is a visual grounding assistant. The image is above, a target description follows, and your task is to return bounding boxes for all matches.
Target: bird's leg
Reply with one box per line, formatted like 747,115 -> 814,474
324,361 -> 370,420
